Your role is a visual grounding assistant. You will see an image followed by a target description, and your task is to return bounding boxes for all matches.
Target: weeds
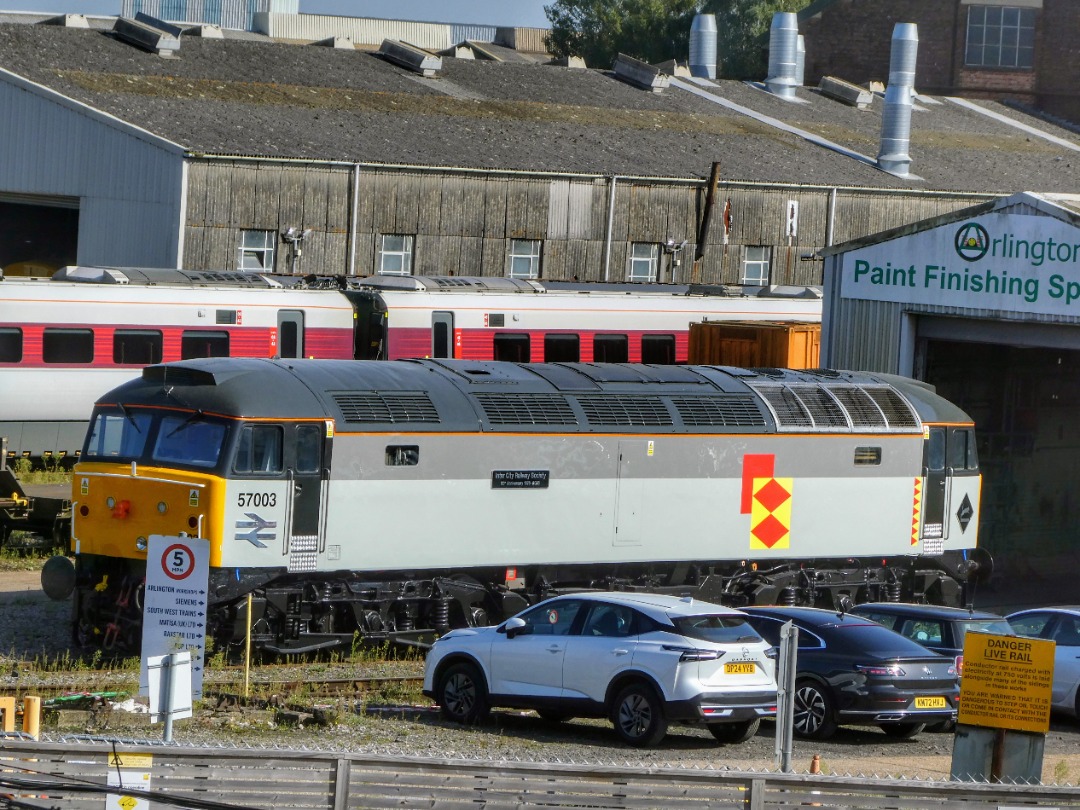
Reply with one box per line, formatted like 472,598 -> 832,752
1054,759 -> 1070,784
9,458 -> 71,486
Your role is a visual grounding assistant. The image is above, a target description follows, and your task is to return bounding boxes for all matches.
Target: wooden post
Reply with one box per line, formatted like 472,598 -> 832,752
692,162 -> 721,283
22,696 -> 41,740
0,697 -> 14,732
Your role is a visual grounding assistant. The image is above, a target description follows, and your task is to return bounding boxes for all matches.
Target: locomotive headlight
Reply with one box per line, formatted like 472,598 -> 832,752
157,501 -> 168,514
106,496 -> 116,509
136,536 -> 148,552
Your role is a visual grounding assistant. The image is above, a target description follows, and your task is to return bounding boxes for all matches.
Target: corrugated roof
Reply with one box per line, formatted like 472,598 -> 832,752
0,20 -> 1078,192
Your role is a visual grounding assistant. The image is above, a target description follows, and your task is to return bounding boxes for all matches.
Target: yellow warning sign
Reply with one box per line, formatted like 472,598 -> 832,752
108,752 -> 153,768
958,633 -> 1055,733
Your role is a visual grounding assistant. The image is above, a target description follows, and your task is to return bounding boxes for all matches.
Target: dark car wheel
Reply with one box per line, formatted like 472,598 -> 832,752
437,661 -> 490,725
881,722 -> 925,739
612,682 -> 668,747
793,679 -> 838,740
708,718 -> 760,744
537,709 -> 574,723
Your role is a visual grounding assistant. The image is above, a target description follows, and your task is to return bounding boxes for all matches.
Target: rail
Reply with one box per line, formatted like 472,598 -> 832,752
0,738 -> 1078,809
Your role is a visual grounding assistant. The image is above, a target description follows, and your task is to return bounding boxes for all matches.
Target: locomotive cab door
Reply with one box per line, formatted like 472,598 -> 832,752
922,427 -> 947,542
432,311 -> 454,358
286,422 -> 330,572
277,310 -> 305,358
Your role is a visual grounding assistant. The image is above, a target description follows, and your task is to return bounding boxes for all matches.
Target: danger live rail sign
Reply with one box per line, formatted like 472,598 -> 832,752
958,632 -> 1055,734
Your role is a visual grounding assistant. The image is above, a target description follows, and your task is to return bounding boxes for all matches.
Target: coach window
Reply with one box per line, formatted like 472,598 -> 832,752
386,445 -> 419,466
378,234 -> 414,276
493,333 -> 530,362
544,334 -> 580,362
593,334 -> 628,363
113,330 -> 163,365
508,239 -> 542,279
43,328 -> 93,363
641,334 -> 675,364
238,229 -> 275,271
0,327 -> 22,362
233,424 -> 284,474
181,331 -> 230,359
742,247 -> 771,285
628,243 -> 658,282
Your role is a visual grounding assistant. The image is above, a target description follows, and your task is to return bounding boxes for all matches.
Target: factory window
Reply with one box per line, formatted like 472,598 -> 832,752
966,6 -> 1035,68
628,243 -> 659,282
43,328 -> 94,364
0,327 -> 22,362
238,229 -> 276,271
378,234 -> 414,275
544,334 -> 580,362
641,335 -> 675,365
508,239 -> 542,279
742,246 -> 771,286
181,330 -> 230,359
113,330 -> 163,365
593,334 -> 629,363
493,333 -> 530,362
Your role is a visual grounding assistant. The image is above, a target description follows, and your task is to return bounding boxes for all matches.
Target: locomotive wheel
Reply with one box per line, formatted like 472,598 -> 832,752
612,682 -> 668,747
437,661 -> 490,725
792,679 -> 837,740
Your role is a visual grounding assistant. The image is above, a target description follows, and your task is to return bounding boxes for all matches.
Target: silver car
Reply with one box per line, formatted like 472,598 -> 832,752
423,592 -> 778,747
1007,606 -> 1080,718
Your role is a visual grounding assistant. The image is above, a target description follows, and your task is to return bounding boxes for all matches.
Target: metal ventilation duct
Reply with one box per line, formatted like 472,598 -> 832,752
765,12 -> 799,99
113,15 -> 181,56
877,23 -> 918,177
378,39 -> 442,77
795,34 -> 805,87
613,53 -> 670,92
689,13 -> 717,80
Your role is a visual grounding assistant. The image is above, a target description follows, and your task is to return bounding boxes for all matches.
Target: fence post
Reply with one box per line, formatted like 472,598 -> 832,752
22,696 -> 41,740
0,697 -> 15,732
332,758 -> 351,810
745,777 -> 766,810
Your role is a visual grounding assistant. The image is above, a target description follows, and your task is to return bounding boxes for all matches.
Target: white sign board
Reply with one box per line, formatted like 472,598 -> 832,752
141,534 -> 210,700
105,752 -> 152,810
840,212 -> 1080,317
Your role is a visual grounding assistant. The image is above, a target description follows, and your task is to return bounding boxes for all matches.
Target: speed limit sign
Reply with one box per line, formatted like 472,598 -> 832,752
161,544 -> 196,580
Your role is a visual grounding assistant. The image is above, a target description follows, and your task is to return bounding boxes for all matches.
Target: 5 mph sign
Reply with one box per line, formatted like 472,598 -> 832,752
140,535 -> 210,700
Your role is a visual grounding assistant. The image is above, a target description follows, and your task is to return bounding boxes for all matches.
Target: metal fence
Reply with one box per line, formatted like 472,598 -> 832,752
1,737 -> 1078,809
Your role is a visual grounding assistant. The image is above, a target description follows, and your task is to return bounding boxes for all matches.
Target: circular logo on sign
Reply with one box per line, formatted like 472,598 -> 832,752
162,543 -> 195,580
955,222 -> 990,261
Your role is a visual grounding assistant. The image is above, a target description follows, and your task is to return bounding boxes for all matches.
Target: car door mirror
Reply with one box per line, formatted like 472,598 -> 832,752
501,616 -> 527,638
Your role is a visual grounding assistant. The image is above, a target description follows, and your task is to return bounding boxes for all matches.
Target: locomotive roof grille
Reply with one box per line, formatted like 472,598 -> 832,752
671,395 -> 766,428
475,393 -> 579,426
332,392 -> 440,424
576,395 -> 673,427
749,383 -> 921,433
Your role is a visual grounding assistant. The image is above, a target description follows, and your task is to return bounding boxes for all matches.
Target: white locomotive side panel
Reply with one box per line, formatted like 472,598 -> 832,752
218,479 -> 293,569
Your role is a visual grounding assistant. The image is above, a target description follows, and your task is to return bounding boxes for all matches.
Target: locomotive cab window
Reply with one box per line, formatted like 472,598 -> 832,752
113,330 -> 163,365
295,424 -> 322,473
233,425 -> 284,474
155,414 -> 228,468
949,427 -> 979,472
0,327 -> 22,362
493,333 -> 530,363
182,331 -> 230,359
925,427 -> 946,472
43,328 -> 93,363
386,445 -> 419,466
84,409 -> 153,459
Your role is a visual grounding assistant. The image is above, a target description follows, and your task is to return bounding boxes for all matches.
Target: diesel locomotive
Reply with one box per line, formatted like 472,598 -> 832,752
52,357 -> 984,655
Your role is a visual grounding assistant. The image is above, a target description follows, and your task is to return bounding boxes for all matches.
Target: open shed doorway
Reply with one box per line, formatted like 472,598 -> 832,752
0,198 -> 79,276
921,338 -> 1080,601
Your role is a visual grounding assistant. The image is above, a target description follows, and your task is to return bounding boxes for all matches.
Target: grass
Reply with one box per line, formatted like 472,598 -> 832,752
8,458 -> 71,486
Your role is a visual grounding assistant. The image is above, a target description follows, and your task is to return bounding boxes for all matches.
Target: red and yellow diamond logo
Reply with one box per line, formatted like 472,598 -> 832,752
751,477 -> 792,549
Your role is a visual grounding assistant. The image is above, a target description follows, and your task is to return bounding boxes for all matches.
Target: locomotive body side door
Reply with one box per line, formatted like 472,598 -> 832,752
286,422 -> 331,573
277,310 -> 305,359
432,311 -> 454,358
922,427 -> 947,543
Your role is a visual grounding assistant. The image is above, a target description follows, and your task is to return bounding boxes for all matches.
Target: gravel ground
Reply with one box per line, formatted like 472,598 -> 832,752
2,566 -> 1079,784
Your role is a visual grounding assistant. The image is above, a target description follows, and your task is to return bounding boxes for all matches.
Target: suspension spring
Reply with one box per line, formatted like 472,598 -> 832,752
433,598 -> 450,632
779,586 -> 798,606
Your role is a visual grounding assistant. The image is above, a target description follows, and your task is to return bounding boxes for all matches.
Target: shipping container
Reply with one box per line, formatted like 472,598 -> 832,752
688,320 -> 820,368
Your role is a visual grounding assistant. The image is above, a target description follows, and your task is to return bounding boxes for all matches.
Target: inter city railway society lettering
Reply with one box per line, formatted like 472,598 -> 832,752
853,259 -> 1080,305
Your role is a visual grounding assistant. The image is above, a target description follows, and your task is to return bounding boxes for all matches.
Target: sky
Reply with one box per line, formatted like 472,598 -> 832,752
3,0 -> 553,27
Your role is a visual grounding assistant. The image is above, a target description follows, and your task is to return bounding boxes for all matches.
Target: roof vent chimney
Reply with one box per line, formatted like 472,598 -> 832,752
877,23 -> 918,177
765,12 -> 799,99
689,13 -> 717,80
795,34 -> 805,87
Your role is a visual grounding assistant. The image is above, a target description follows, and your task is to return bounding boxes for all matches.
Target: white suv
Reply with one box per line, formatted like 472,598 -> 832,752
422,592 -> 778,747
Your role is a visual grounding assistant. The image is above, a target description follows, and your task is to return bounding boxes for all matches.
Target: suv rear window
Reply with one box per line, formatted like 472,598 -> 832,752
673,615 -> 762,644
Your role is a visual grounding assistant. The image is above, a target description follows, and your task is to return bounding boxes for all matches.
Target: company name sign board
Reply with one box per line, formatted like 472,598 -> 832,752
840,213 -> 1080,316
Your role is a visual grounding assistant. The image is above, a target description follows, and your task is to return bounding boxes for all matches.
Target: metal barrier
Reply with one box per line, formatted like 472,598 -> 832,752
0,738 -> 1077,809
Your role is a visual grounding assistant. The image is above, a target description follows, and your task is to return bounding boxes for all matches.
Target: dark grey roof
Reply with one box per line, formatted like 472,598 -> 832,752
1,21 -> 1079,192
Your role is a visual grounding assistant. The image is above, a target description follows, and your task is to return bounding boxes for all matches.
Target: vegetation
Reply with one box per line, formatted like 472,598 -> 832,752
544,0 -> 806,79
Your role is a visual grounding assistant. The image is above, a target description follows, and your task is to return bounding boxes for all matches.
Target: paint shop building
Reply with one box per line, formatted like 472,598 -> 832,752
822,191 -> 1080,589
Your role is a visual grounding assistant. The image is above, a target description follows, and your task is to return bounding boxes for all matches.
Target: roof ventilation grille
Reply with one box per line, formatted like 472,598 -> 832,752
114,13 -> 181,57
877,23 -> 919,177
689,14 -> 717,80
475,393 -> 578,426
765,12 -> 799,99
332,392 -> 440,424
671,396 -> 765,428
378,39 -> 442,77
576,395 -> 673,427
613,53 -> 670,93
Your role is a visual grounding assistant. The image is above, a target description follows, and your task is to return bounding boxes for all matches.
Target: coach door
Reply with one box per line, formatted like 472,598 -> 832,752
432,311 -> 454,358
277,310 -> 304,359
286,422 -> 330,572
922,427 -> 947,542
614,441 -> 645,547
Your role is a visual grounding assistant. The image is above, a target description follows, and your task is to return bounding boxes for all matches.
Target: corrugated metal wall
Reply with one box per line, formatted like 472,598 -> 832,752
120,0 -> 295,29
451,24 -> 497,44
255,13 -> 452,48
0,74 -> 186,268
182,160 -> 992,284
495,27 -> 551,53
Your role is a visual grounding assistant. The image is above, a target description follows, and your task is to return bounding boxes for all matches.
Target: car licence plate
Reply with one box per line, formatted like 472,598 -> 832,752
724,662 -> 756,674
915,696 -> 947,709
